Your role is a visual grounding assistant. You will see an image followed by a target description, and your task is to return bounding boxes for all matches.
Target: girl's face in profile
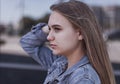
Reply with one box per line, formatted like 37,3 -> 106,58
48,11 -> 82,56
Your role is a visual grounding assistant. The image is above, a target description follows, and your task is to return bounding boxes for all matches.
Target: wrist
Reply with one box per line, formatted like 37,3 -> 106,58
42,25 -> 49,34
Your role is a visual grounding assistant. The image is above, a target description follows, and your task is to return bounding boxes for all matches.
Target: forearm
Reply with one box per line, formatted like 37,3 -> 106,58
20,23 -> 57,70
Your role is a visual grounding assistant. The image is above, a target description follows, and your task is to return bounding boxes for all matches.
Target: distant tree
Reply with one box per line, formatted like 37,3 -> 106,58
58,0 -> 65,3
0,24 -> 6,45
6,23 -> 15,36
0,24 -> 6,34
18,13 -> 50,36
18,16 -> 36,36
37,13 -> 50,23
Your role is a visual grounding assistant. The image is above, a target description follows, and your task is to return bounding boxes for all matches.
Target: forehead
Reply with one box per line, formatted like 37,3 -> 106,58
48,11 -> 73,27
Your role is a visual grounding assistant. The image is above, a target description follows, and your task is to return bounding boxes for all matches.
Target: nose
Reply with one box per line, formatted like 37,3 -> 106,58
47,31 -> 55,41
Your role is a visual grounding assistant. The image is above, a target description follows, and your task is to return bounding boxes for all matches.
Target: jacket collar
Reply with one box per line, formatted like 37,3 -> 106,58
57,56 -> 89,80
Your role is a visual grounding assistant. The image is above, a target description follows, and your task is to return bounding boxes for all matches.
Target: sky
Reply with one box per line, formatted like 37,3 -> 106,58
0,0 -> 56,24
0,0 -> 120,25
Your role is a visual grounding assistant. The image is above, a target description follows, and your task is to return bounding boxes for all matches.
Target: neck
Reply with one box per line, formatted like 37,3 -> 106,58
66,48 -> 85,69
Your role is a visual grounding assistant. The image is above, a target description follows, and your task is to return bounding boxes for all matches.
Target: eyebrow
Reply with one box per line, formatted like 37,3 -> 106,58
48,24 -> 62,29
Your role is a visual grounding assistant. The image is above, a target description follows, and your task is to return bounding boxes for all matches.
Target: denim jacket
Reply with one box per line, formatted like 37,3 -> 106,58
20,23 -> 101,84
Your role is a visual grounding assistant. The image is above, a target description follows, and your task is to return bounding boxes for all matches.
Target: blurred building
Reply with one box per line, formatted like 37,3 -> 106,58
92,6 -> 120,31
92,6 -> 110,30
114,6 -> 120,29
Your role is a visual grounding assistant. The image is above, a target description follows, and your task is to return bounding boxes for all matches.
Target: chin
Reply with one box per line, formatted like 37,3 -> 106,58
52,52 -> 60,55
52,51 -> 62,56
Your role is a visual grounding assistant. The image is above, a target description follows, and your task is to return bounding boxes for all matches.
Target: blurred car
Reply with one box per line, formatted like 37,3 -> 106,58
107,29 -> 120,41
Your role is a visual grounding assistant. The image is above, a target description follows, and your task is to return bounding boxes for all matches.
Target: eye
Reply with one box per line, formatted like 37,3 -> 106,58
54,28 -> 61,32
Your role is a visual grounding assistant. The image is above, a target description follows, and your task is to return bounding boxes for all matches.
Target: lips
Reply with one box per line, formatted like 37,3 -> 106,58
50,44 -> 57,49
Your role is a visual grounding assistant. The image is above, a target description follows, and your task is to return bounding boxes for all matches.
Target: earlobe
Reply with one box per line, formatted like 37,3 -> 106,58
77,31 -> 83,40
78,35 -> 83,40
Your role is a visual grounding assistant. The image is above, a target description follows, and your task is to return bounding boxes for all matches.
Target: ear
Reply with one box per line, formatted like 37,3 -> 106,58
78,34 -> 83,40
77,31 -> 83,40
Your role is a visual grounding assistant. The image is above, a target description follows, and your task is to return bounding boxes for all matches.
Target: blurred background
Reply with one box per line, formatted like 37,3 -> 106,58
0,0 -> 120,84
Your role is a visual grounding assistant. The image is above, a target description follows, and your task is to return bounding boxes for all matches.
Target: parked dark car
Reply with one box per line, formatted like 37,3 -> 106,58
107,29 -> 120,41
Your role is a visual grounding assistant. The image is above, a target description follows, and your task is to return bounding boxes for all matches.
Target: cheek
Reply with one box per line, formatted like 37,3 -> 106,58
57,33 -> 78,51
57,33 -> 71,46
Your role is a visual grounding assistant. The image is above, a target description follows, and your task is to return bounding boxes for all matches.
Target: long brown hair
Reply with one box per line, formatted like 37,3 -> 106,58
50,0 -> 116,84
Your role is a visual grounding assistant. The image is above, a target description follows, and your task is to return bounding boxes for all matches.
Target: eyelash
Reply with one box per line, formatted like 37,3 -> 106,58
54,28 -> 61,32
49,27 -> 61,32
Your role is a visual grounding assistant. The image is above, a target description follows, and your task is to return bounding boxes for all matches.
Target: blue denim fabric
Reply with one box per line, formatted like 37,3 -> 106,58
20,23 -> 101,84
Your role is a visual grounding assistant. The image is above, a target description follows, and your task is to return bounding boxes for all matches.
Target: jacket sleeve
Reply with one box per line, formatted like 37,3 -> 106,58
20,23 -> 58,70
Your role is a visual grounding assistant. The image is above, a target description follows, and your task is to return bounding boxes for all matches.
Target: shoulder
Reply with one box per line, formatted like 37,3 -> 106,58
69,63 -> 101,84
